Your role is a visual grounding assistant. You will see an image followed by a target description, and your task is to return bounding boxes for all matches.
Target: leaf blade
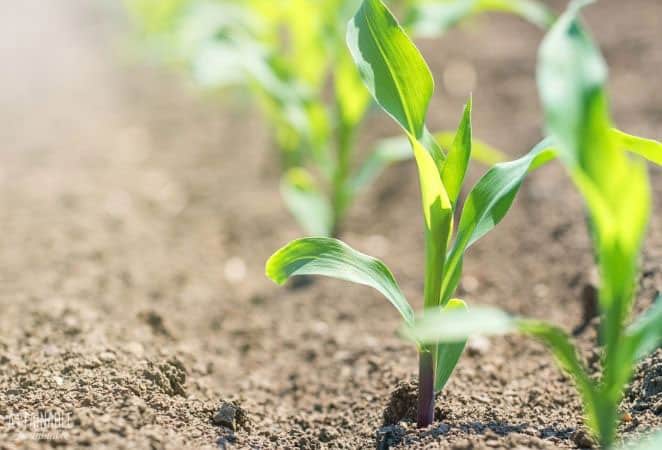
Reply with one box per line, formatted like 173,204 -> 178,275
347,0 -> 433,139
612,128 -> 662,166
440,98 -> 472,205
266,237 -> 414,324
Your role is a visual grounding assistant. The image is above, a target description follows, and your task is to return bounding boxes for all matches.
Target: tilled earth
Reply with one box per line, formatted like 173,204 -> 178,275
0,0 -> 660,448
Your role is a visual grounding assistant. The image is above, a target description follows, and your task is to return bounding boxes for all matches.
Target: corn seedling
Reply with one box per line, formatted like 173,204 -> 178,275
266,0 -> 556,427
402,1 -> 662,447
124,0 -> 552,236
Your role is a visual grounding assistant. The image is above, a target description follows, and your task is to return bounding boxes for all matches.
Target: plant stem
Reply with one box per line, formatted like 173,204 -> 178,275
417,348 -> 435,427
331,119 -> 354,237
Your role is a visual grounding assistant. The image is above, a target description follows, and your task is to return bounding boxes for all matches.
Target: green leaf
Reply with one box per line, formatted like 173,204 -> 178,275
626,294 -> 662,361
454,138 -> 556,250
537,0 -> 616,184
612,128 -> 662,166
347,0 -> 433,138
440,98 -> 472,206
347,0 -> 444,171
440,138 -> 556,302
348,0 -> 453,313
281,168 -> 334,236
434,299 -> 469,392
517,318 -> 600,434
266,237 -> 414,324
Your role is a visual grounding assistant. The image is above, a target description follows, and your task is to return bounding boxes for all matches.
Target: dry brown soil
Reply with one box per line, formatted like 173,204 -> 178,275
0,0 -> 660,449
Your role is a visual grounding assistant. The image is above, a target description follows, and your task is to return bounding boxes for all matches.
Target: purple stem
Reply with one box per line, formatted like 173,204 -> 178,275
417,350 -> 435,427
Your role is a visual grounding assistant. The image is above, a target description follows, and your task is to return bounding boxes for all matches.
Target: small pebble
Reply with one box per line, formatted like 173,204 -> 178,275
99,351 -> 116,363
213,402 -> 243,431
463,275 -> 480,293
224,257 -> 246,283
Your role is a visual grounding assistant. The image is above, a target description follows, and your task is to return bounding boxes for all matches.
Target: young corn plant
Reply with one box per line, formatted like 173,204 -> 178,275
124,0 -> 550,236
266,0 -> 556,427
402,1 -> 662,446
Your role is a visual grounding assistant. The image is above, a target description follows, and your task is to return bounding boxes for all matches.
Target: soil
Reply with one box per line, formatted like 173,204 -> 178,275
0,0 -> 660,449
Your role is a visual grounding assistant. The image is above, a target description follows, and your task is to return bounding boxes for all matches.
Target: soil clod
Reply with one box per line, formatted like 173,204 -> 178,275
213,401 -> 249,431
383,380 -> 419,425
570,427 -> 596,449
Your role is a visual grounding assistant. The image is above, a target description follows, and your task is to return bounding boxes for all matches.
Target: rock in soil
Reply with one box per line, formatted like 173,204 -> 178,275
213,401 -> 249,431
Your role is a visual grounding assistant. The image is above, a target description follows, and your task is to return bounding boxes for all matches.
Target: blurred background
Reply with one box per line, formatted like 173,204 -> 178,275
0,0 -> 660,448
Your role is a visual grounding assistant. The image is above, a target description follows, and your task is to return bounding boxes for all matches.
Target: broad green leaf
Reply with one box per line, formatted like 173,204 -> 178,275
626,294 -> 662,361
440,98 -> 472,205
537,0 -> 619,188
612,128 -> 662,166
348,0 -> 453,313
434,298 -> 469,392
266,237 -> 414,324
281,168 -> 334,236
346,0 -> 435,144
441,138 -> 556,301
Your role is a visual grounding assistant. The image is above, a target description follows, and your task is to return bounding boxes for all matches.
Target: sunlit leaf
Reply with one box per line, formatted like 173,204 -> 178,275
441,138 -> 556,301
348,0 -> 453,313
537,0 -> 617,184
266,237 -> 414,324
347,0 -> 444,171
440,98 -> 472,205
612,128 -> 662,166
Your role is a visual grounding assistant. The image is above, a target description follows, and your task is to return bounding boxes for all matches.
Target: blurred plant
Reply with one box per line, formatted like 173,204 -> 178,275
266,0 -> 555,427
123,0 -> 553,236
403,1 -> 662,447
